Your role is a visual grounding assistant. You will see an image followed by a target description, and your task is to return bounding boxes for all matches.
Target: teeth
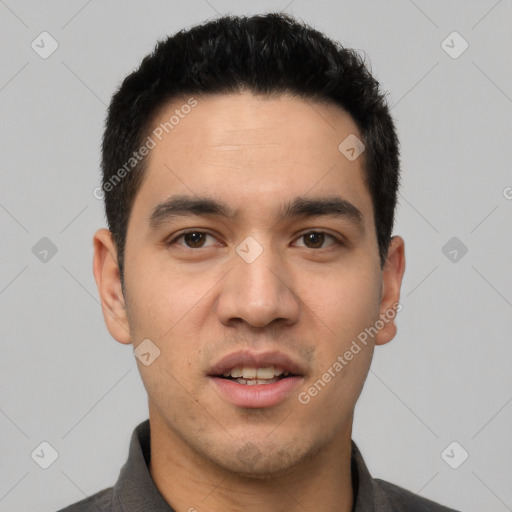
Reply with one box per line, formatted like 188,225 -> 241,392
256,378 -> 276,384
222,366 -> 290,385
222,367 -> 242,378
222,366 -> 287,379
233,377 -> 280,385
242,367 -> 257,379
256,367 -> 274,379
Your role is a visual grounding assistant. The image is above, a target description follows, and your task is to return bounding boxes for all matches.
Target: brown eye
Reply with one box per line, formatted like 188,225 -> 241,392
184,232 -> 206,247
303,232 -> 325,248
293,231 -> 340,249
169,231 -> 217,248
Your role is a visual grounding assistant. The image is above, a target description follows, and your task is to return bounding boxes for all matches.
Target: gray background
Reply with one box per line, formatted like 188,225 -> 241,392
1,1 -> 511,511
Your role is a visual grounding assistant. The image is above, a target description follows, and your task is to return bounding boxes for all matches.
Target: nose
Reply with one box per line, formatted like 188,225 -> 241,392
216,243 -> 300,329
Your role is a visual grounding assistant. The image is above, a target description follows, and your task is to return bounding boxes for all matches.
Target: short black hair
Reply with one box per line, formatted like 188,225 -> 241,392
101,12 -> 400,288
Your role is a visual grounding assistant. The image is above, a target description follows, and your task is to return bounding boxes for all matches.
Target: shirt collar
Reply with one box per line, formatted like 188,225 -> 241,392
112,419 -> 174,511
111,419 -> 378,512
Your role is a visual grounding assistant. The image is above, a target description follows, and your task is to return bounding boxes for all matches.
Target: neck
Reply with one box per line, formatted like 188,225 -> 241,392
148,411 -> 355,512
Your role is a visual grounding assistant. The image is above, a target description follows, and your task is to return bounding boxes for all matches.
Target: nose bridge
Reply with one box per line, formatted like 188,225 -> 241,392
218,238 -> 299,327
241,250 -> 283,301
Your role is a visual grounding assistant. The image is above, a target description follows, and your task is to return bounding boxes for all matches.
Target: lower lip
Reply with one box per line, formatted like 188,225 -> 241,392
209,376 -> 303,408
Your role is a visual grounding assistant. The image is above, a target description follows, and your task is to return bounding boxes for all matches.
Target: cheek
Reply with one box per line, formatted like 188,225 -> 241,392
298,258 -> 382,345
294,256 -> 381,407
124,247 -> 221,340
299,269 -> 378,418
123,250 -> 216,395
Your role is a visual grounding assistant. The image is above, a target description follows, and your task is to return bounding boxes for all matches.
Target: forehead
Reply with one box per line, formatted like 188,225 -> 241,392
132,92 -> 373,226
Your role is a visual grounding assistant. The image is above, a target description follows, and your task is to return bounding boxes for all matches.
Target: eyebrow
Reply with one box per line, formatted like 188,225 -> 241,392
149,194 -> 364,231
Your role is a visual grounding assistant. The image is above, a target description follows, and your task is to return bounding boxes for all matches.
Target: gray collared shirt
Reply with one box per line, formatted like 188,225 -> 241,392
57,419 -> 460,512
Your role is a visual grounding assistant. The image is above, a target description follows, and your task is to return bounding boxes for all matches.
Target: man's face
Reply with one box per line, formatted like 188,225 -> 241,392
98,92 -> 403,475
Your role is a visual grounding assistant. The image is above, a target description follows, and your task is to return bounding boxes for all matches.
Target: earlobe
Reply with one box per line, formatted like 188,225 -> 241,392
374,235 -> 406,346
92,228 -> 132,344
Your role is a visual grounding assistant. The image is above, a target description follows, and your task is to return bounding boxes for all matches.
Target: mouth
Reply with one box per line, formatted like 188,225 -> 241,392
207,351 -> 306,408
217,365 -> 296,385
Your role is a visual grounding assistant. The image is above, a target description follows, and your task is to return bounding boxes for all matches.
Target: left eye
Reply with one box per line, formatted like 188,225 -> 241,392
171,231 -> 218,248
293,232 -> 338,249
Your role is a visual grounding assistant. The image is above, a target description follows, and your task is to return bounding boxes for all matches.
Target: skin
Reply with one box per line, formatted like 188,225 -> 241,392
93,91 -> 405,512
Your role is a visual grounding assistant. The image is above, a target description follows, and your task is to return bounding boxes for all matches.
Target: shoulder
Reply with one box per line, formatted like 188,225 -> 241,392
373,478 -> 462,512
55,487 -> 113,512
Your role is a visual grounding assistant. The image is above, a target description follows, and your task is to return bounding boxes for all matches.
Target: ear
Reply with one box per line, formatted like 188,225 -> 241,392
374,235 -> 406,346
92,228 -> 132,344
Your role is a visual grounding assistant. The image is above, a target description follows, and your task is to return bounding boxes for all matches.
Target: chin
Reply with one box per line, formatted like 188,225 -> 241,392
210,439 -> 316,479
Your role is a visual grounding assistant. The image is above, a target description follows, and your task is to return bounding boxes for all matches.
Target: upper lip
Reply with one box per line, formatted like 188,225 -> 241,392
208,350 -> 307,376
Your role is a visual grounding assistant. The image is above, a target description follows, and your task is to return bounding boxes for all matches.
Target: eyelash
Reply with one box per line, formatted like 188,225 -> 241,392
166,230 -> 344,249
